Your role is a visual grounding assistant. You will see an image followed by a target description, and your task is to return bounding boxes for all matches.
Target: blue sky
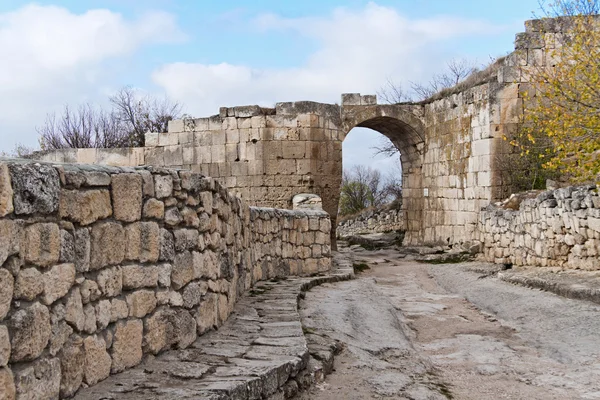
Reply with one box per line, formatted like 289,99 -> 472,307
0,0 -> 543,172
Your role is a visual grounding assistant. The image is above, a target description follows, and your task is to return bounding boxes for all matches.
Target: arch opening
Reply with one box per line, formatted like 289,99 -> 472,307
328,107 -> 426,246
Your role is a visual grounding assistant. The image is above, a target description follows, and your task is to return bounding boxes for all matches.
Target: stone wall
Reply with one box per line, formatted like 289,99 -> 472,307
479,185 -> 600,269
337,204 -> 404,238
0,159 -> 331,399
31,16 -> 590,250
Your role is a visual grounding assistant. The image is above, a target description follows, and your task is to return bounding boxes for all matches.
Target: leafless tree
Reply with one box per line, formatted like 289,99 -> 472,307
0,143 -> 35,158
110,86 -> 182,147
382,163 -> 403,201
37,86 -> 183,150
373,58 -> 479,158
538,0 -> 600,16
377,78 -> 414,104
339,165 -> 402,215
410,58 -> 478,100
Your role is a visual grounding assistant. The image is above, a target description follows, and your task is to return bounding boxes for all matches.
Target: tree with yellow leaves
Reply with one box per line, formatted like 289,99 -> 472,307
513,0 -> 600,184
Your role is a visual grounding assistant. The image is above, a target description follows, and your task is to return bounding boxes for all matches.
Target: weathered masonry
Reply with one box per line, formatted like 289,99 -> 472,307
34,16 -> 574,247
0,160 -> 331,399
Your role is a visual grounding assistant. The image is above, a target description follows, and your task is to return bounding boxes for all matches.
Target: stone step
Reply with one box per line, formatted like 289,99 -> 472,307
74,259 -> 353,400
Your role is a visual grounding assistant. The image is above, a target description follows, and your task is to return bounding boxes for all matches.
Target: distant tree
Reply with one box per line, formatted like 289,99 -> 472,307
37,86 -> 182,150
0,143 -> 35,158
410,58 -> 478,100
339,165 -> 402,216
374,58 -> 479,158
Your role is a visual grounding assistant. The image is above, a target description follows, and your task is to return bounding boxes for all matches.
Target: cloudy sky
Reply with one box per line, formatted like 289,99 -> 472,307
0,0 -> 543,173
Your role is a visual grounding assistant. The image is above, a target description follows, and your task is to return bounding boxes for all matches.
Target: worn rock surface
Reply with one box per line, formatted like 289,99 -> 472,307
300,245 -> 600,400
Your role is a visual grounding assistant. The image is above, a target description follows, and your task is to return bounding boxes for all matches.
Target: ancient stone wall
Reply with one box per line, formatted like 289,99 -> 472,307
479,185 -> 600,269
336,204 -> 404,238
0,159 -> 330,399
31,16 -> 589,250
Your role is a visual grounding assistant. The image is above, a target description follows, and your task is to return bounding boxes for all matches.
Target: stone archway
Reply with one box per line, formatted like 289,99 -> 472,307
322,98 -> 427,245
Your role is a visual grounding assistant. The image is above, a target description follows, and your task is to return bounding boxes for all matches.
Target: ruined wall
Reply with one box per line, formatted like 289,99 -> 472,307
0,159 -> 330,399
31,16 -> 585,249
479,185 -> 600,269
337,204 -> 404,238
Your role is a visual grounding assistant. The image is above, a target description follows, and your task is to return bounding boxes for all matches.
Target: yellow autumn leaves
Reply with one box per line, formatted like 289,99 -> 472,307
514,14 -> 600,183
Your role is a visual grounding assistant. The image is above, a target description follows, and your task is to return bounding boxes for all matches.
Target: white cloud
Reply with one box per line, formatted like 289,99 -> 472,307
0,4 -> 184,150
153,2 -> 507,117
152,2 -> 508,173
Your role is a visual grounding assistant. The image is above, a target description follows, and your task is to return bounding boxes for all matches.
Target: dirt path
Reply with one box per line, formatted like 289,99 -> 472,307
298,248 -> 600,399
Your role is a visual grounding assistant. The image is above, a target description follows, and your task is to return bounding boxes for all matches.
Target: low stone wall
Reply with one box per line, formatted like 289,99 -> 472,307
337,204 -> 404,237
479,185 -> 600,269
0,159 -> 331,399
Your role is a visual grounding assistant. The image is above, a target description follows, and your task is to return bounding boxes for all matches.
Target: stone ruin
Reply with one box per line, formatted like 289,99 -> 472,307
0,14 -> 595,399
37,10 -> 560,249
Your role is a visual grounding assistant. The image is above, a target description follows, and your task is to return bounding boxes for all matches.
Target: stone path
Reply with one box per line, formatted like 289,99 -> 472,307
298,247 -> 600,399
74,261 -> 353,400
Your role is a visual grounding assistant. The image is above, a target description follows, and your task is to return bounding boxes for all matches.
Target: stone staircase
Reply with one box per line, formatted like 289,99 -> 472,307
74,257 -> 353,399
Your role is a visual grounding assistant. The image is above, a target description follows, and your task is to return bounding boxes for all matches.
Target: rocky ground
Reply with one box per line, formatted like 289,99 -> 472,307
298,240 -> 600,399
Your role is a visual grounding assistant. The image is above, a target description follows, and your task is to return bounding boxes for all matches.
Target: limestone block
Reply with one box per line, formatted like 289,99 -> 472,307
181,207 -> 200,228
154,175 -> 173,199
143,198 -> 165,219
13,357 -> 60,400
144,308 -> 176,354
111,319 -> 143,373
80,279 -> 101,304
0,270 -> 13,320
95,300 -> 111,330
0,325 -> 9,367
182,281 -> 208,309
163,145 -> 183,166
59,230 -> 74,264
41,263 -> 75,305
65,289 -> 84,331
74,228 -> 91,273
83,304 -> 96,334
165,207 -> 183,226
59,336 -> 85,398
90,222 -> 125,270
126,290 -> 157,318
21,223 -> 60,267
122,264 -> 159,290
125,222 -> 160,263
110,298 -> 129,323
159,229 -> 175,261
174,229 -> 199,252
111,174 -> 142,222
83,335 -> 111,386
97,266 -> 123,297
172,251 -> 194,290
59,189 -> 112,225
157,264 -> 172,287
144,308 -> 194,353
0,164 -> 13,217
158,132 -> 178,147
217,294 -> 229,325
0,220 -> 20,266
47,312 -> 71,354
0,367 -> 15,400
8,163 -> 59,215
282,141 -> 306,159
9,303 -> 50,362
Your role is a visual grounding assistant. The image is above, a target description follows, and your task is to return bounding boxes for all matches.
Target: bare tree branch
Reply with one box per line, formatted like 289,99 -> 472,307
37,86 -> 183,150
